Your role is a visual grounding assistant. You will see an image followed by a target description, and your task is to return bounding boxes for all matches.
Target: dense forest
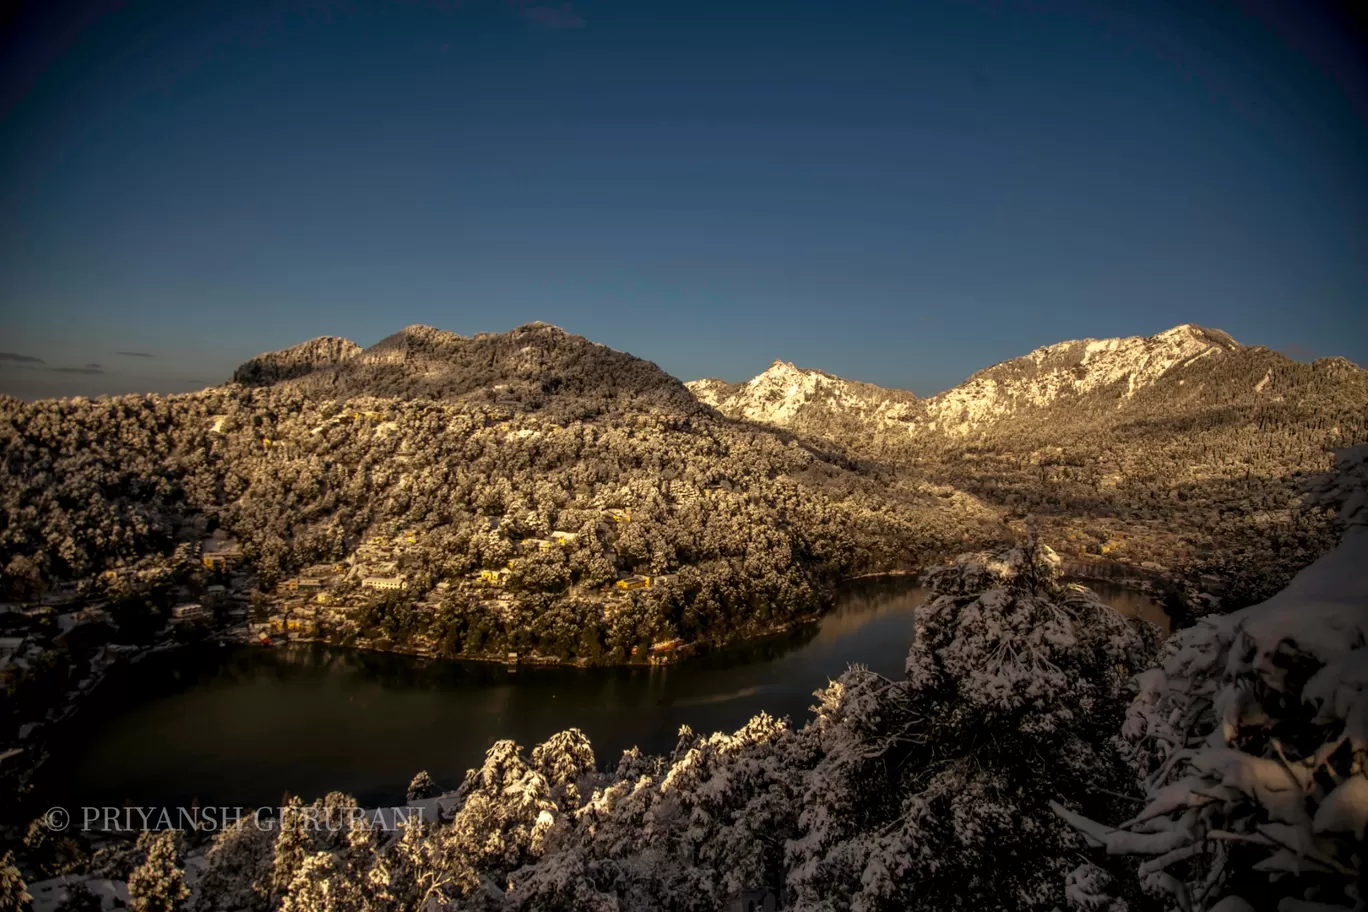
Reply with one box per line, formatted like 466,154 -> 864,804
697,325 -> 1368,611
7,443 -> 1364,912
0,324 -> 1000,663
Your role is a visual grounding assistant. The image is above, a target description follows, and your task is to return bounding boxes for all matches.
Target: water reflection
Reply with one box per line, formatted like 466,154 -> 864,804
38,576 -> 1161,811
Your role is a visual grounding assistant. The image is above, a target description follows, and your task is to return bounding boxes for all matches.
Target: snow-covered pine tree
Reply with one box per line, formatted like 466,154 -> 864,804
268,798 -> 310,904
192,817 -> 273,912
1054,445 -> 1368,911
127,831 -> 190,912
788,528 -> 1156,911
0,851 -> 30,912
406,770 -> 438,803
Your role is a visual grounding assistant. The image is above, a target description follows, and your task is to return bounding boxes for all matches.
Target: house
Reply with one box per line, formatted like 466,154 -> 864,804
650,638 -> 683,654
268,615 -> 288,633
0,636 -> 25,660
205,584 -> 227,599
605,508 -> 632,523
616,575 -> 650,591
300,564 -> 341,579
171,603 -> 211,623
550,531 -> 579,545
362,577 -> 408,591
651,574 -> 676,587
285,614 -> 317,635
297,578 -> 325,591
479,569 -> 511,586
521,538 -> 553,552
201,540 -> 243,570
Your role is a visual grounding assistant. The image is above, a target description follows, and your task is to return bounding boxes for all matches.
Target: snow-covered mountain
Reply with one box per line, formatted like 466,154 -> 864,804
232,336 -> 362,386
691,324 -> 1330,438
686,361 -> 918,434
917,323 -> 1244,435
234,322 -> 701,415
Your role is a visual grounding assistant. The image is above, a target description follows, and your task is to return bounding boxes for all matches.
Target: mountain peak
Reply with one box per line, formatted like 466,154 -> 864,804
232,336 -> 362,386
231,323 -> 700,415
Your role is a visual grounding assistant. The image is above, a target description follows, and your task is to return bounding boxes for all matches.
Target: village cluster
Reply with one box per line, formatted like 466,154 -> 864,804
246,505 -> 680,664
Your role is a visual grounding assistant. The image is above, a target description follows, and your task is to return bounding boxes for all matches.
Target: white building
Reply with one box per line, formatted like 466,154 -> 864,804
362,577 -> 408,591
171,603 -> 211,622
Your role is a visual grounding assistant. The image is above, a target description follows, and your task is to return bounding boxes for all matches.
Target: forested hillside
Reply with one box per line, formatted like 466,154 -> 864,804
693,325 -> 1368,609
0,324 -> 998,662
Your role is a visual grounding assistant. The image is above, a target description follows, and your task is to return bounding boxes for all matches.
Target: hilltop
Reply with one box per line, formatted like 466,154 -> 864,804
691,324 -> 1368,607
235,322 -> 701,417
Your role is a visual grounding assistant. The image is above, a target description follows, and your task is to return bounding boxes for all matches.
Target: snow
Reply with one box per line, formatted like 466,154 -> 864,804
1054,446 -> 1368,910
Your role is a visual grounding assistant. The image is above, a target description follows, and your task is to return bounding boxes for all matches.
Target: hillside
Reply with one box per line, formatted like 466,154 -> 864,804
691,324 -> 1368,607
0,324 -> 1000,667
248,322 -> 701,417
687,361 -> 919,438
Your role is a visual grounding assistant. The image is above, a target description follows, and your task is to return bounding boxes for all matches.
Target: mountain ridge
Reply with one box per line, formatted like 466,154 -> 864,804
690,323 -> 1364,438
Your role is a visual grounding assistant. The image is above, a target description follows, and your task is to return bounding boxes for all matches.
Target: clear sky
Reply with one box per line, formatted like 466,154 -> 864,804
2,0 -> 1366,400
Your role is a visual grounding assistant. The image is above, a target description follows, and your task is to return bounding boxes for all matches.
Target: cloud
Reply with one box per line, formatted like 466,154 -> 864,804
48,366 -> 104,375
517,2 -> 584,29
0,352 -> 45,364
115,351 -> 154,358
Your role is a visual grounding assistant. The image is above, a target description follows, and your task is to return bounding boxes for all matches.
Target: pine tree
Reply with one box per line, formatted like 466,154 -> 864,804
0,851 -> 30,912
405,770 -> 438,803
193,818 -> 273,912
126,832 -> 189,912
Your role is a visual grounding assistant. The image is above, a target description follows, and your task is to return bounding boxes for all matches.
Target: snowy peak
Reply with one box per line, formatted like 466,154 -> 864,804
233,322 -> 701,414
232,336 -> 363,386
919,323 -> 1245,434
687,361 -> 917,431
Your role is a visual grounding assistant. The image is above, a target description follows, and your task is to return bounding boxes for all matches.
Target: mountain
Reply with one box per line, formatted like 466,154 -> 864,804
232,336 -> 362,386
237,322 -> 701,417
687,361 -> 918,437
0,323 -> 1000,667
917,323 -> 1244,434
692,324 -> 1368,607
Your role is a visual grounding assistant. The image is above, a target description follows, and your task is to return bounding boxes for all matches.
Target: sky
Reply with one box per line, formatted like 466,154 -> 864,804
1,0 -> 1366,400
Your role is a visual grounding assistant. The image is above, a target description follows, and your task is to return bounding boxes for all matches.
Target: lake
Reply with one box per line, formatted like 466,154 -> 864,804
37,576 -> 1162,811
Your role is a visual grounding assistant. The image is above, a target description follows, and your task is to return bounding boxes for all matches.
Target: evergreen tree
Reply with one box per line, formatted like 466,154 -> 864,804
0,851 -> 30,912
126,832 -> 189,912
405,770 -> 438,803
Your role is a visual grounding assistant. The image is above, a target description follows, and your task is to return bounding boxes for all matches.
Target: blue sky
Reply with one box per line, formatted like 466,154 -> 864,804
2,0 -> 1365,399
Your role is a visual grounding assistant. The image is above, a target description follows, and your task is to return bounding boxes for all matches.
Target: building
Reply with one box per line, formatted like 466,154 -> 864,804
616,575 -> 650,591
479,569 -> 511,586
0,637 -> 25,660
605,508 -> 632,523
297,578 -> 325,591
170,603 -> 211,622
521,538 -> 553,552
201,539 -> 243,570
362,577 -> 408,591
651,574 -> 676,587
550,531 -> 579,545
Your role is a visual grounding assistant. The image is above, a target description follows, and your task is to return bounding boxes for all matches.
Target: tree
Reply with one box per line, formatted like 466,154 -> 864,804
787,532 -> 1156,912
126,832 -> 189,912
0,851 -> 30,912
406,770 -> 438,803
192,818 -> 273,912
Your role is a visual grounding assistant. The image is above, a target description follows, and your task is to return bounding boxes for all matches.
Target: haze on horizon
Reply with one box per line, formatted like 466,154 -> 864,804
2,0 -> 1366,402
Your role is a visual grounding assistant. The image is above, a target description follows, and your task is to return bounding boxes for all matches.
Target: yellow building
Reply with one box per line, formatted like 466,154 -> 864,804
616,575 -> 650,591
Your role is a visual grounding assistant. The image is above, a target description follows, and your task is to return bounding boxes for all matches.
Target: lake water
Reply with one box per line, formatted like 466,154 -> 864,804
37,577 -> 1162,811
